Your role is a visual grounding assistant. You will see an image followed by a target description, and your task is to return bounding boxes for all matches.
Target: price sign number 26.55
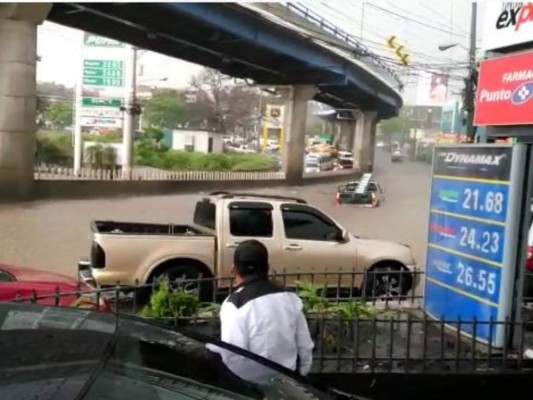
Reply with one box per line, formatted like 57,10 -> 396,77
456,262 -> 496,295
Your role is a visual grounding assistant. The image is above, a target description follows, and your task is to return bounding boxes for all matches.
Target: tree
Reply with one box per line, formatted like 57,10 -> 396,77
44,101 -> 73,129
379,109 -> 412,138
223,85 -> 260,133
185,68 -> 262,133
189,68 -> 231,131
36,95 -> 49,127
143,89 -> 185,129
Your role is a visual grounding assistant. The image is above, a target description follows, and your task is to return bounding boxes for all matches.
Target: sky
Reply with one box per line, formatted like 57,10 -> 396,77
37,22 -> 203,89
37,1 -> 487,105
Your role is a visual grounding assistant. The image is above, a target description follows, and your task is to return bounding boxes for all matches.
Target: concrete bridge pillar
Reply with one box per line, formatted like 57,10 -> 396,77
281,85 -> 317,185
352,111 -> 377,172
0,3 -> 51,200
339,120 -> 354,151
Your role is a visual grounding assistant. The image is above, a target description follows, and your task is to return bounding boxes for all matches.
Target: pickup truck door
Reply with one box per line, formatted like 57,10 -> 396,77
219,201 -> 283,277
279,203 -> 358,285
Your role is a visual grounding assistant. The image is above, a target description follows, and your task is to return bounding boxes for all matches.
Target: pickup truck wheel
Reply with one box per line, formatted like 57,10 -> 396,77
154,264 -> 214,302
362,263 -> 412,301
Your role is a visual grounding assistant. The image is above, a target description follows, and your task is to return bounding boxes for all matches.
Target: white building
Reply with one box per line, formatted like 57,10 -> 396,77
171,129 -> 223,153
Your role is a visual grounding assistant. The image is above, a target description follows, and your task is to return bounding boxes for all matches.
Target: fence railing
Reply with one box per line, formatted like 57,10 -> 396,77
34,166 -> 286,181
9,270 -> 533,374
76,269 -> 425,307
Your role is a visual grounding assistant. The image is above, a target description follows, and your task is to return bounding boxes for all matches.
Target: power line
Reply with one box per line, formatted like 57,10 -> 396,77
390,1 -> 470,37
314,2 -> 466,65
366,3 -> 468,39
418,1 -> 470,36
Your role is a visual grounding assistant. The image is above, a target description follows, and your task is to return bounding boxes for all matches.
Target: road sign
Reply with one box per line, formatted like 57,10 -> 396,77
83,33 -> 124,48
81,116 -> 123,128
83,77 -> 124,87
82,59 -> 124,87
83,60 -> 123,69
80,107 -> 123,119
424,145 -> 526,347
82,97 -> 122,108
83,68 -> 124,78
385,35 -> 410,66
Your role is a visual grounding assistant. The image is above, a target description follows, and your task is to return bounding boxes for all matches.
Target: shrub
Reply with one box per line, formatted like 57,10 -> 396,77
140,278 -> 201,319
35,132 -> 73,167
135,147 -> 275,172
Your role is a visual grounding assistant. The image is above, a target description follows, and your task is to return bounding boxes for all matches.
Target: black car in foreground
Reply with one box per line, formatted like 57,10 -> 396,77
0,303 -> 366,400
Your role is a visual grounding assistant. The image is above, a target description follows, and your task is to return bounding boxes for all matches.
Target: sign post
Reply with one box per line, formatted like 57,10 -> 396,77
424,144 -> 527,347
73,33 -> 128,174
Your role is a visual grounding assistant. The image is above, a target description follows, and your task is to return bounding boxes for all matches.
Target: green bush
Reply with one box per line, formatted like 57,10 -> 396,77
135,148 -> 275,172
141,278 -> 201,319
36,132 -> 73,167
36,130 -> 275,172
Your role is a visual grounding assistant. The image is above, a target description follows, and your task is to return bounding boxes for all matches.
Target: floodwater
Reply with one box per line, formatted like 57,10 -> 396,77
0,149 -> 432,278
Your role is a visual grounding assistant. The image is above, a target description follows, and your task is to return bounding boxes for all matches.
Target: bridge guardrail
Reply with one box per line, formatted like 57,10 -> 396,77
286,2 -> 402,90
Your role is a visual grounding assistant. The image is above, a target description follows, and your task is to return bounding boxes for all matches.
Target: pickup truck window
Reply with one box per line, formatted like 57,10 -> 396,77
230,209 -> 273,237
282,210 -> 340,241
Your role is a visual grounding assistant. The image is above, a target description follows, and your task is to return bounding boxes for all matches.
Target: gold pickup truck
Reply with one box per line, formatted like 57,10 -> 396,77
79,192 -> 418,299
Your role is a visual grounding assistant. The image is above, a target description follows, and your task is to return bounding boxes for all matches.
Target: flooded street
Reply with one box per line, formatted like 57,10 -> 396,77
0,149 -> 432,277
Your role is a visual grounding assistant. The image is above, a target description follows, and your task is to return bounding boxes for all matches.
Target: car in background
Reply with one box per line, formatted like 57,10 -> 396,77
391,149 -> 403,163
306,152 -> 334,171
337,151 -> 354,169
336,176 -> 385,207
0,263 -> 110,311
305,159 -> 321,173
0,302 -> 367,400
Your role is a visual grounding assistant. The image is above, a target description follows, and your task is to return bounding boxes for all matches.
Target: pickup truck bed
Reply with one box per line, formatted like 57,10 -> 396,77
91,221 -> 211,236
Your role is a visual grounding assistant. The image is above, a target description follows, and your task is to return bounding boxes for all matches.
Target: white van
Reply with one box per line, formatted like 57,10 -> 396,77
305,152 -> 334,171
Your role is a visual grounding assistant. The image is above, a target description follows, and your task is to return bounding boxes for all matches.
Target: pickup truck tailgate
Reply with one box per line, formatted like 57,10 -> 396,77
91,232 -> 216,286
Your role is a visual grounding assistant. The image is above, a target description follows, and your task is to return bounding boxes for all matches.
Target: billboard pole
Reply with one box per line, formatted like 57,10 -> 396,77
122,44 -> 136,179
466,2 -> 477,142
73,31 -> 84,176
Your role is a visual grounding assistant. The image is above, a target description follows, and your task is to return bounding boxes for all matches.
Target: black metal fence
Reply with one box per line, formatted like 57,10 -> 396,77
9,270 -> 533,374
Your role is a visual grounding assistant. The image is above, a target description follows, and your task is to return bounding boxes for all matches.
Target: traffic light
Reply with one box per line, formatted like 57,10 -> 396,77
386,35 -> 410,66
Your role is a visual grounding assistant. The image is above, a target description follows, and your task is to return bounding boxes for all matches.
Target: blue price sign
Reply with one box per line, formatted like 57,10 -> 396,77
424,145 -> 525,346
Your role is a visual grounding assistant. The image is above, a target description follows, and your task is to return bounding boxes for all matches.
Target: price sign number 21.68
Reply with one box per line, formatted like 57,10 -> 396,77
459,227 -> 500,255
463,189 -> 504,214
457,262 -> 496,295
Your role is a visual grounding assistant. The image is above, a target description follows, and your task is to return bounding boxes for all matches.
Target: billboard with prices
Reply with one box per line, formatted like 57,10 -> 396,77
424,144 -> 527,347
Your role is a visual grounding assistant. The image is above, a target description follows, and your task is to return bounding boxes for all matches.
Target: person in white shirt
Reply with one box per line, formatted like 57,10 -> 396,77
208,239 -> 314,383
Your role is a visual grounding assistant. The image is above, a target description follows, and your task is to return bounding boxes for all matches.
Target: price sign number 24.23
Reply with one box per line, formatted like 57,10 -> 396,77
457,262 -> 496,295
463,189 -> 504,214
459,227 -> 500,255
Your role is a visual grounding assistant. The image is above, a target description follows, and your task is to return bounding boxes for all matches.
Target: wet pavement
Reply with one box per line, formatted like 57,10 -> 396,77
0,149 -> 431,278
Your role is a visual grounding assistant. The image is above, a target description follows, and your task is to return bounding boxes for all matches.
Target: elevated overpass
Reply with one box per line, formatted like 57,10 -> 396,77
0,2 -> 403,200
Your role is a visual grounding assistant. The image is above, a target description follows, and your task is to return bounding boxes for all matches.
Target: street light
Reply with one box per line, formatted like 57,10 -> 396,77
438,3 -> 477,142
438,43 -> 469,52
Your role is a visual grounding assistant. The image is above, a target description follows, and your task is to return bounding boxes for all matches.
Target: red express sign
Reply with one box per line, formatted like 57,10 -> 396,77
474,51 -> 533,126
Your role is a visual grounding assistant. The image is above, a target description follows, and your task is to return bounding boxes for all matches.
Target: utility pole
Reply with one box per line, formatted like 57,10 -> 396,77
122,44 -> 137,179
466,2 -> 477,142
73,32 -> 84,176
360,3 -> 365,41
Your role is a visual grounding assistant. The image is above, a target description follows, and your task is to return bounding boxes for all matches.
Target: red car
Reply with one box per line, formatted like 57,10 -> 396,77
0,263 -> 110,311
